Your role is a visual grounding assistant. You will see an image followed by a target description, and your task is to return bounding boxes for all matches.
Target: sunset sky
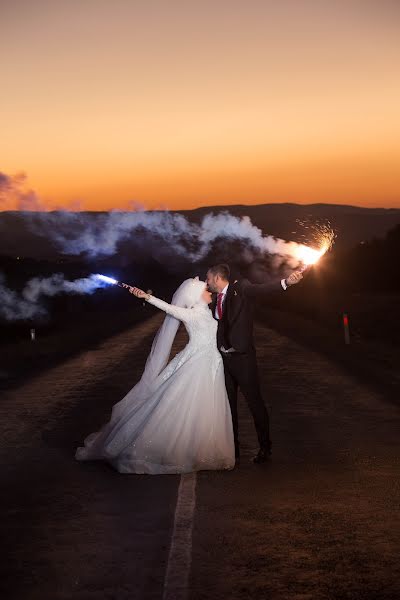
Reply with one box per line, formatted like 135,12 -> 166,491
1,0 -> 400,210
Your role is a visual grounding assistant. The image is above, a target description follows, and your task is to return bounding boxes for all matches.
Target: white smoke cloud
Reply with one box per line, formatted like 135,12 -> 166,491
0,172 -> 48,211
0,171 -> 83,211
1,170 -> 312,266
0,273 -> 110,322
26,209 -> 305,266
28,209 -> 193,258
0,273 -> 46,321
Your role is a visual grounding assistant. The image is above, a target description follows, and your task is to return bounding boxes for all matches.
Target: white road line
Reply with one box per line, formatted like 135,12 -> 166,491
163,473 -> 197,600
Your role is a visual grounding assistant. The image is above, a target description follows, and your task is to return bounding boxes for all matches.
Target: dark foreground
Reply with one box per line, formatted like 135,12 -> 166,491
1,317 -> 399,599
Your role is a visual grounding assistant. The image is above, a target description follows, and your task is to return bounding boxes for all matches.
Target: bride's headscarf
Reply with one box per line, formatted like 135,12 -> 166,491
108,278 -> 206,425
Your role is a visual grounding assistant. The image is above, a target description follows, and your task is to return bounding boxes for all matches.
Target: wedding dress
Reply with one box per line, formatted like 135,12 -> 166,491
75,278 -> 235,474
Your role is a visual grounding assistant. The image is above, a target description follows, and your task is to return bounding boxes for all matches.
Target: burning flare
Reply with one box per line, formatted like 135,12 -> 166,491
294,222 -> 336,268
296,244 -> 327,267
95,274 -> 134,290
96,274 -> 118,285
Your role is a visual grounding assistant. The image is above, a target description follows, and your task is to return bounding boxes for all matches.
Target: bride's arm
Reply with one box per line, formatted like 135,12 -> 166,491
148,295 -> 194,321
129,287 -> 193,322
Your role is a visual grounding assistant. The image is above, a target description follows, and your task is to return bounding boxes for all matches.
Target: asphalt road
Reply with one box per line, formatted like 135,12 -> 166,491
1,316 -> 399,599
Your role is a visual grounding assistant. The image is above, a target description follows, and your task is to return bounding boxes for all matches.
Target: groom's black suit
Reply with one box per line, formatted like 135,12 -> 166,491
211,278 -> 283,455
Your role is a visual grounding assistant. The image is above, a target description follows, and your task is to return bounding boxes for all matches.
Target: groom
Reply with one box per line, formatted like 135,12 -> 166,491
206,264 -> 303,464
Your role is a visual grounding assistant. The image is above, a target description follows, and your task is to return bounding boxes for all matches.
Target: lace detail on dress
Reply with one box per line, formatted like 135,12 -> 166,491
147,298 -> 222,385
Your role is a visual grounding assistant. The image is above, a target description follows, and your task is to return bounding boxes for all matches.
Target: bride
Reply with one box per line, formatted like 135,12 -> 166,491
75,277 -> 235,474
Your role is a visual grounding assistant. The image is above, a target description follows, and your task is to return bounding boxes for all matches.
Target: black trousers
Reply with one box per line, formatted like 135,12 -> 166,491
221,349 -> 271,454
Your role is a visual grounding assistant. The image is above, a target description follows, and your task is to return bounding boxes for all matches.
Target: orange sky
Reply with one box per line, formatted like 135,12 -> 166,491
1,0 -> 400,210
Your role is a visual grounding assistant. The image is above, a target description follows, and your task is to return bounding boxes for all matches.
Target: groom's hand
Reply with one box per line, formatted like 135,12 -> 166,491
286,271 -> 303,287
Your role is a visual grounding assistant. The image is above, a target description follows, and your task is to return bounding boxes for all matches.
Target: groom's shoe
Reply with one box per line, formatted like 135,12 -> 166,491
253,445 -> 271,464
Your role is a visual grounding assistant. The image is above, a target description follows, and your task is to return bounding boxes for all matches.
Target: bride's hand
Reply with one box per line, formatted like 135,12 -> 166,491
129,286 -> 150,299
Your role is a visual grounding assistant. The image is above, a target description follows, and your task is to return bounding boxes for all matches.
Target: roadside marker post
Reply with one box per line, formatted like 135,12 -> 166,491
343,313 -> 350,345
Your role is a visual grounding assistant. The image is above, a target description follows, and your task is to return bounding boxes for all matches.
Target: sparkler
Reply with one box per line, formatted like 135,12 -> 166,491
293,221 -> 336,271
95,275 -> 152,301
95,274 -> 133,291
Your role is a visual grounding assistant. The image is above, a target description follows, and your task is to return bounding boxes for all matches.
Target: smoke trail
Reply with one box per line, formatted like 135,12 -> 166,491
0,273 -> 110,322
198,212 -> 303,267
0,172 -> 49,211
25,209 -> 305,266
29,209 -> 194,258
1,170 -> 331,266
0,171 -> 83,211
0,273 -> 46,321
21,273 -> 108,302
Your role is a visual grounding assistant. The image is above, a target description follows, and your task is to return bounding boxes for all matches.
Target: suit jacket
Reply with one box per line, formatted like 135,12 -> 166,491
211,279 -> 282,353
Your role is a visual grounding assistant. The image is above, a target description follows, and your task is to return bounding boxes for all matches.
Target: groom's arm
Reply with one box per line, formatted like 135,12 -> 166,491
241,278 -> 283,299
241,271 -> 303,298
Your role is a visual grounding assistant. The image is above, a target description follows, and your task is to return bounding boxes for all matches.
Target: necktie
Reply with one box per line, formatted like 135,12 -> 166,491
217,292 -> 224,319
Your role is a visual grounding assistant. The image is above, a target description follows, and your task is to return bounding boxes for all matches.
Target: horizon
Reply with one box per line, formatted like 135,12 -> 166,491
2,200 -> 400,215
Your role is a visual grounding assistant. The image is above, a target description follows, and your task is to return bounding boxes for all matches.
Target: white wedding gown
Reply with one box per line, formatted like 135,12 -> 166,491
75,295 -> 235,474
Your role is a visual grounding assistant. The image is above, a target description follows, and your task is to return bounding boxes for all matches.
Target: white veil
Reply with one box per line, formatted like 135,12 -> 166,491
140,278 -> 204,388
108,278 -> 205,424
